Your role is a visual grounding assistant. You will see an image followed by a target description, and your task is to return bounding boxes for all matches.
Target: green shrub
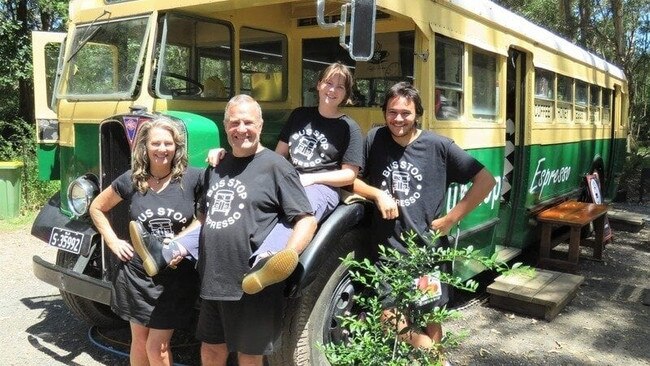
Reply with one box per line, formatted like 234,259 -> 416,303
0,117 -> 58,212
617,148 -> 650,201
323,231 -> 532,365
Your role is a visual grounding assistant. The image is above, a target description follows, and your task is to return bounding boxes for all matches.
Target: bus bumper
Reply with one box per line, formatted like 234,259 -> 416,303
31,193 -> 109,304
32,255 -> 112,305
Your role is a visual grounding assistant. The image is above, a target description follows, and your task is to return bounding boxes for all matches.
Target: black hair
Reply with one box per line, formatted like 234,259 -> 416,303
381,81 -> 424,117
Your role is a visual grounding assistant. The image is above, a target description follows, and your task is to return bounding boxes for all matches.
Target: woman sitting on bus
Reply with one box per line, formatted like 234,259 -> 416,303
89,117 -> 203,366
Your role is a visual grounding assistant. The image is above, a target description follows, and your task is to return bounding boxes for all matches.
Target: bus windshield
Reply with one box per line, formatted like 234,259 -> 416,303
61,15 -> 150,100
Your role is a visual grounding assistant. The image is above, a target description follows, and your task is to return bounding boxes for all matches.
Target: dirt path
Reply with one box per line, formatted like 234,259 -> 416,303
1,202 -> 648,365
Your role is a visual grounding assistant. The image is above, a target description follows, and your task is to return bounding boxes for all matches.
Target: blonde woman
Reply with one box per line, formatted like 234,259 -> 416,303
89,117 -> 203,366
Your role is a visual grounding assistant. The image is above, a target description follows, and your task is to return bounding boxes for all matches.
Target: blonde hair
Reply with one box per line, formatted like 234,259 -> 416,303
131,116 -> 187,193
318,62 -> 354,106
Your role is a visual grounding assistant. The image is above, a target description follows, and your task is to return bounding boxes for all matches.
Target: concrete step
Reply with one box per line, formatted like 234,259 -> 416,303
607,209 -> 648,232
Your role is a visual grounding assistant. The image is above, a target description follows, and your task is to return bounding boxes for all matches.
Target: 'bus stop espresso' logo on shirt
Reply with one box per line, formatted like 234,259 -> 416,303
290,128 -> 329,168
381,160 -> 423,207
205,178 -> 248,229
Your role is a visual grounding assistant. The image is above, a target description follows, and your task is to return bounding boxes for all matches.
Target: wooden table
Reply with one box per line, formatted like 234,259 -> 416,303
536,200 -> 608,273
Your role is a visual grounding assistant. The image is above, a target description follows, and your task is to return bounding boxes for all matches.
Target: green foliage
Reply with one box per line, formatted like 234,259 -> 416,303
21,150 -> 59,211
323,231 -> 533,365
0,1 -> 67,213
618,147 -> 650,201
0,116 -> 57,211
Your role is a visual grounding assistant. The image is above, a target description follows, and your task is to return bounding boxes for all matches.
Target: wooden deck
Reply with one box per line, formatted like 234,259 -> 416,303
487,268 -> 584,321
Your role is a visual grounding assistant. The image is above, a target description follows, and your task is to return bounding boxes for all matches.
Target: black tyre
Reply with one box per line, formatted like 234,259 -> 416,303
269,229 -> 368,366
56,250 -> 125,328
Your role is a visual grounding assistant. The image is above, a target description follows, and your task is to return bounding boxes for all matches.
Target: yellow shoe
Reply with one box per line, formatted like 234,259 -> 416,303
129,221 -> 166,277
241,249 -> 299,294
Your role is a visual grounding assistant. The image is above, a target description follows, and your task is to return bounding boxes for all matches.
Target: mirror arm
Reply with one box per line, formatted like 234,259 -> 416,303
339,4 -> 350,51
316,0 -> 376,61
316,0 -> 345,28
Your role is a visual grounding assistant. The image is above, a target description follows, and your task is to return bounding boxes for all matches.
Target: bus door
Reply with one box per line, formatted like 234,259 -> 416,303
497,48 -> 528,249
32,31 -> 65,181
606,85 -> 622,199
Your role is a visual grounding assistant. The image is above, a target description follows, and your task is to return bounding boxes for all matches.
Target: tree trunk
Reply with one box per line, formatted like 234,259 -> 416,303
610,0 -> 624,66
16,0 -> 34,123
559,0 -> 576,40
609,0 -> 639,140
577,0 -> 593,48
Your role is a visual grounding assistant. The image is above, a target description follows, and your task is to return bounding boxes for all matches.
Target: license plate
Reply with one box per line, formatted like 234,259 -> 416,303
49,227 -> 84,254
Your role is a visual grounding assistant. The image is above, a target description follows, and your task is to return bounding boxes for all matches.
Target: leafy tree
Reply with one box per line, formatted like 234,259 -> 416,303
0,0 -> 67,123
0,0 -> 67,210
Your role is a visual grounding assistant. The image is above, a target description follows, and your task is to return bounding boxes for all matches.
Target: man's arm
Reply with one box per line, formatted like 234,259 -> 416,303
352,178 -> 399,220
285,214 -> 318,254
275,141 -> 290,158
431,168 -> 495,236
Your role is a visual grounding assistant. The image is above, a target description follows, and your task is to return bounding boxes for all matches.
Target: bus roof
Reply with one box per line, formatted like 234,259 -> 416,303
445,0 -> 626,81
69,0 -> 625,81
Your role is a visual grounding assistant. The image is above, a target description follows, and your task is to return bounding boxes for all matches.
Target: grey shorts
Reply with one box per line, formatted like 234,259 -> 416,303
195,282 -> 285,355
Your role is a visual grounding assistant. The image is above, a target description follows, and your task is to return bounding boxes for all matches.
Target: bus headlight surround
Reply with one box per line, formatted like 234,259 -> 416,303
67,176 -> 99,217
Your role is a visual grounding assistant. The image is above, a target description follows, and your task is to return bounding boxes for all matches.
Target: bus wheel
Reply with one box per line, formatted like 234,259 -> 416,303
270,229 -> 367,366
56,250 -> 125,329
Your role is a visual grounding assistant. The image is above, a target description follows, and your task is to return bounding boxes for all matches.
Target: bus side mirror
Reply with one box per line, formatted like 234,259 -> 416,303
316,0 -> 376,62
349,0 -> 375,61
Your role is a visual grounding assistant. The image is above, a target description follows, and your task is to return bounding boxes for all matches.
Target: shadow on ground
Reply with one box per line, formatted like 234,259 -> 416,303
21,295 -> 203,365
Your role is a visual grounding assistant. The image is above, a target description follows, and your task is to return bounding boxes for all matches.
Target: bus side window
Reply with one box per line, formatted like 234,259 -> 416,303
301,31 -> 414,108
435,35 -> 462,120
240,27 -> 286,102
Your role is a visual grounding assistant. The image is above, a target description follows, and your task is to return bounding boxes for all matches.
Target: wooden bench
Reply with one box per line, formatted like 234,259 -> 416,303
536,200 -> 608,273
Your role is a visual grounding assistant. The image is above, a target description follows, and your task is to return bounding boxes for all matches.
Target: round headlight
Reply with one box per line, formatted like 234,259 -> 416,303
67,176 -> 99,217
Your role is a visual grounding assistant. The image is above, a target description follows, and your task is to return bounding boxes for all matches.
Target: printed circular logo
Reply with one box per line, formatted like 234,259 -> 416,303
381,160 -> 423,207
136,208 -> 191,239
289,128 -> 329,168
205,178 -> 247,229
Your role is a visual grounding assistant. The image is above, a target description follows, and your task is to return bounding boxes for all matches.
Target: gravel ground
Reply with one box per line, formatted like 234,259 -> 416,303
1,201 -> 648,365
447,202 -> 650,366
0,227 -> 126,365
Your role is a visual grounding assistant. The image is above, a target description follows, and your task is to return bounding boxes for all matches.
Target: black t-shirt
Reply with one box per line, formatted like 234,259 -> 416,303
362,127 -> 484,252
278,106 -> 364,173
112,167 -> 204,238
197,148 -> 313,300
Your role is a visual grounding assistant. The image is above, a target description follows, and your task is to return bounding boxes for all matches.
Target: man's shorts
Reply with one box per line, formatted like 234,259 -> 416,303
196,282 -> 285,355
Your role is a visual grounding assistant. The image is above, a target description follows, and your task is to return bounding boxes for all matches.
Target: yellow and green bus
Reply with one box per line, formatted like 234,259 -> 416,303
31,0 -> 628,363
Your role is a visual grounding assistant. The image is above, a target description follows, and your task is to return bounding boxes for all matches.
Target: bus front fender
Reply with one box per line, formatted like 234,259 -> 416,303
31,193 -> 99,257
285,201 -> 371,298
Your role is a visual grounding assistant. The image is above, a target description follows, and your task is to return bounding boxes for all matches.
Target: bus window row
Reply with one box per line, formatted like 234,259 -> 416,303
61,11 -> 503,125
534,68 -> 613,125
434,34 -> 499,123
